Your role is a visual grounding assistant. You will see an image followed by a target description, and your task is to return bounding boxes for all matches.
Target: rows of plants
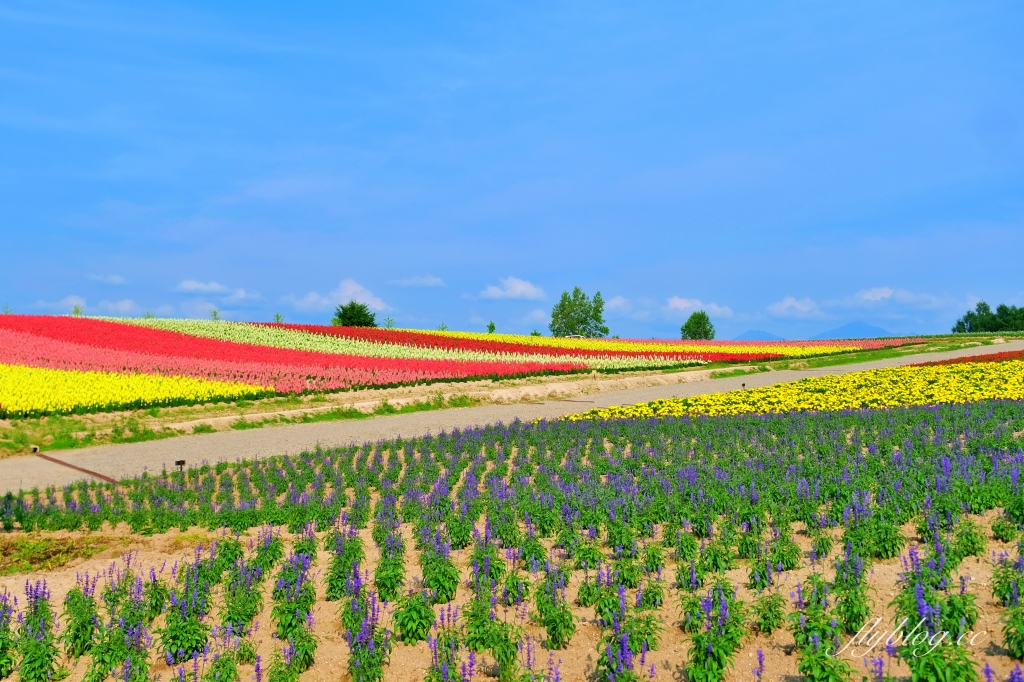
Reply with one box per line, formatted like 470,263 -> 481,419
918,349 -> 1024,366
0,314 -> 930,418
0,316 -> 587,417
2,399 -> 1024,678
569,360 -> 1024,421
272,323 -> 873,364
128,318 -> 756,368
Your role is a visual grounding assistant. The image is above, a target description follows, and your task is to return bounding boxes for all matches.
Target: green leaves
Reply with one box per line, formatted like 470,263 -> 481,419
681,310 -> 715,341
549,287 -> 609,338
393,592 -> 434,644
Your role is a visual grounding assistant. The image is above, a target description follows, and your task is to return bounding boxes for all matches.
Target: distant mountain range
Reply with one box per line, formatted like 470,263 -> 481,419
733,329 -> 785,341
732,321 -> 891,341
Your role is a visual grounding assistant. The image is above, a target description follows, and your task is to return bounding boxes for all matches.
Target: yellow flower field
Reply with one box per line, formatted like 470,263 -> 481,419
566,360 -> 1024,421
0,364 -> 270,418
418,329 -> 870,357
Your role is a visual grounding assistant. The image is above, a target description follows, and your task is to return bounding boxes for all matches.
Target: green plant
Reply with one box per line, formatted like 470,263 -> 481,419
697,538 -> 734,574
534,580 -> 575,649
333,301 -> 378,327
487,321 -> 496,334
393,591 -> 434,644
952,300 -> 1024,333
343,592 -> 391,682
61,581 -> 98,657
796,640 -> 854,682
993,517 -> 1021,543
951,519 -> 987,561
574,543 -> 604,570
681,310 -> 715,340
752,592 -> 786,634
549,287 -> 609,338
834,584 -> 873,635
0,591 -> 14,679
866,517 -> 905,559
1002,605 -> 1024,660
812,531 -> 834,560
899,642 -> 978,682
17,581 -> 65,682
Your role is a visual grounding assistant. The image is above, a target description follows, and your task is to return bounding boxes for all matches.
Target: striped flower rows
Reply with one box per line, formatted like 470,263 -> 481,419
0,315 -> 587,416
0,363 -> 269,418
115,318 -> 711,370
567,360 -> 1024,421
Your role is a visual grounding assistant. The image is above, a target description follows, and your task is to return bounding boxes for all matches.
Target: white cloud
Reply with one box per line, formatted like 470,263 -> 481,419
836,287 -> 961,312
854,287 -> 893,302
389,275 -> 445,288
224,288 -> 260,303
176,280 -> 259,304
96,299 -> 139,315
479,277 -> 545,300
666,296 -> 733,317
177,280 -> 229,294
767,296 -> 825,319
287,279 -> 387,312
607,296 -> 631,313
180,299 -> 223,319
88,274 -> 126,285
35,295 -> 86,313
523,309 -> 548,323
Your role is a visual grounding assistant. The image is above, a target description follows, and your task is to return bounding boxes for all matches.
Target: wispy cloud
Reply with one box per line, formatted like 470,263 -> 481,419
88,274 -> 126,285
286,278 -> 387,312
479,277 -> 545,300
177,280 -> 229,294
389,275 -> 445,288
176,279 -> 259,303
666,296 -> 733,317
34,295 -> 86,313
96,299 -> 138,315
522,309 -> 548,324
767,296 -> 826,319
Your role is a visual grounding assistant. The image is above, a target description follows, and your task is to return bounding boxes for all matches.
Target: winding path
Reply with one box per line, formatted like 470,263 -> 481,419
3,340 -> 1022,494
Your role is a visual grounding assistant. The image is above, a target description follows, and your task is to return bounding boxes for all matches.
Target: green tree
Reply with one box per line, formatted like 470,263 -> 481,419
273,313 -> 284,323
332,300 -> 378,327
383,316 -> 396,329
487,321 -> 496,334
952,301 -> 1024,333
210,308 -> 220,321
681,310 -> 715,340
549,287 -> 609,338
530,329 -> 542,337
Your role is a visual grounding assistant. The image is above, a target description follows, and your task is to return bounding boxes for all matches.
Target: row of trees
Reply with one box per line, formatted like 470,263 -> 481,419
952,301 -> 1024,333
331,286 -> 716,340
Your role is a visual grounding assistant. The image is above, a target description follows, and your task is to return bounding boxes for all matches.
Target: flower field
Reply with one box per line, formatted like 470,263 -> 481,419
1,399 -> 1024,680
568,360 -> 1024,421
0,315 -> 926,419
0,364 -> 268,418
917,349 -> 1024,366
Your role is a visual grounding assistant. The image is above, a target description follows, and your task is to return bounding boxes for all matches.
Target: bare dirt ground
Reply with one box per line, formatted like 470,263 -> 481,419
1,511 -> 1019,681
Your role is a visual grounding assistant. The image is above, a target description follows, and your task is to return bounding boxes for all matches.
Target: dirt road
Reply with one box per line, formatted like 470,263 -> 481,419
3,340 -> 1021,493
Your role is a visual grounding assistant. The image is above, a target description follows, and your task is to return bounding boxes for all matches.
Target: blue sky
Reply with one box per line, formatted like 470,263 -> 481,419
2,1 -> 1022,339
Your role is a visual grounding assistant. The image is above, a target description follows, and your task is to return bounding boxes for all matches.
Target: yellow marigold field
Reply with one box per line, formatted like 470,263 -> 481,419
567,360 -> 1024,421
0,364 -> 270,418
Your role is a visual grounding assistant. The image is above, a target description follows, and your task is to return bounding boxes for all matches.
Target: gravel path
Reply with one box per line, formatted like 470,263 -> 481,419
4,340 -> 1021,494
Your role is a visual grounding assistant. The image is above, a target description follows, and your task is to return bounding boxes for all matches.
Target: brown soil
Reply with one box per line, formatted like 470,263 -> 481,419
1,511 -> 1020,681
